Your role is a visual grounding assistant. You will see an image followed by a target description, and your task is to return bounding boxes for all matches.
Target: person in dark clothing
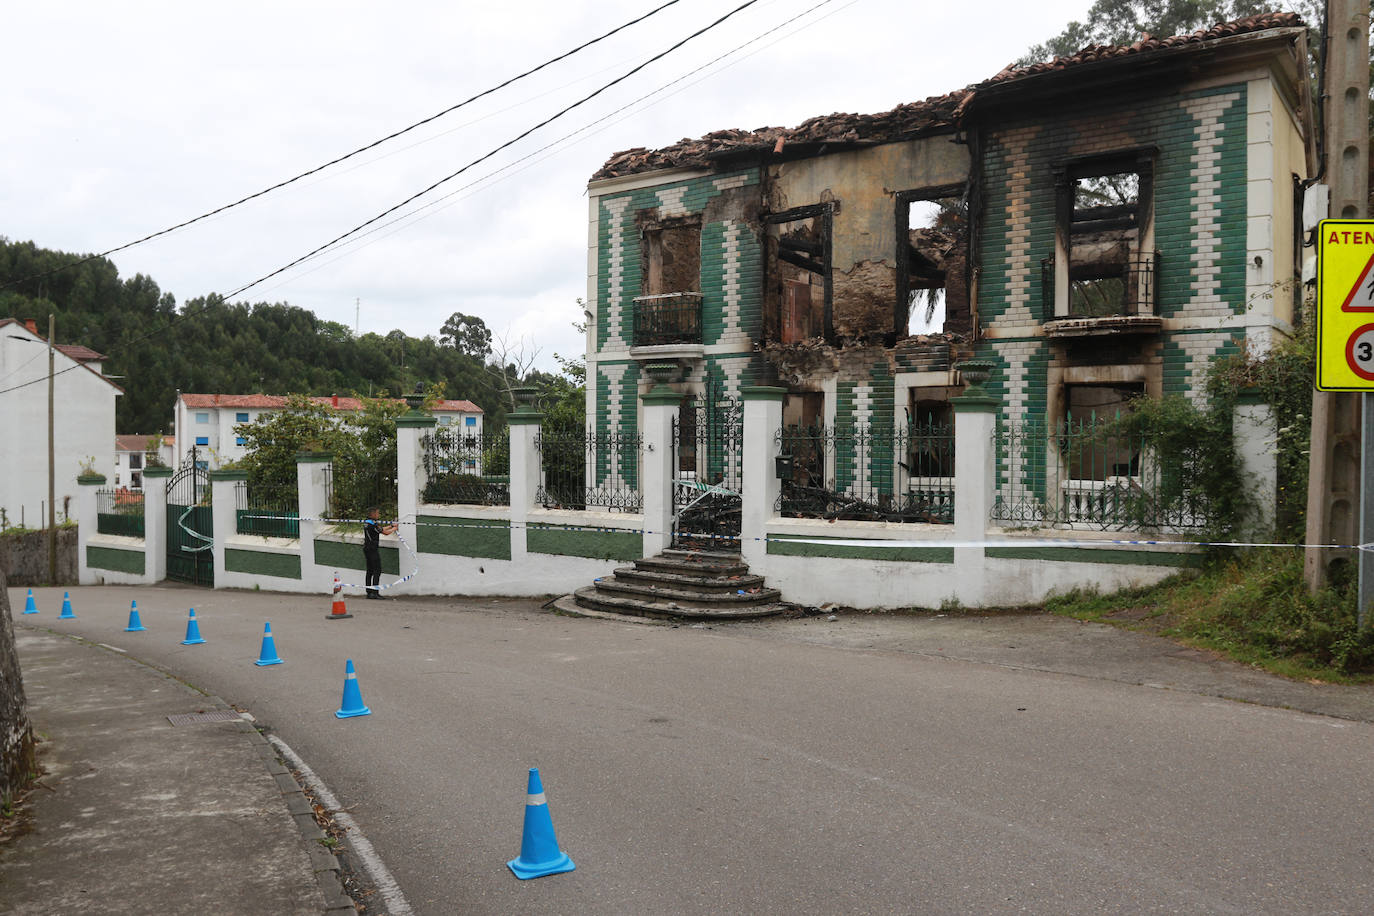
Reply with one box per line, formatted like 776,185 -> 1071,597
363,507 -> 396,599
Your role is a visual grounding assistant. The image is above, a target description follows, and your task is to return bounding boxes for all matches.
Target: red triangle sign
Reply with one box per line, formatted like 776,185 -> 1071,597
1341,249 -> 1374,311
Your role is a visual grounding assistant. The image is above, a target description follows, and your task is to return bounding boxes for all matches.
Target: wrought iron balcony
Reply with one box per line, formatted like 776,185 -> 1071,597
633,292 -> 703,347
1041,251 -> 1163,337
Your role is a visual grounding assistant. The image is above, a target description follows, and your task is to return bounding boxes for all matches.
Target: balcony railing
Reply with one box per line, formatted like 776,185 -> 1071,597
1041,251 -> 1160,319
632,292 -> 703,347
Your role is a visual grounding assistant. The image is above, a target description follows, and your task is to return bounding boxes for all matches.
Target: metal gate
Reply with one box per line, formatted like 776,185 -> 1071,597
166,455 -> 213,586
671,380 -> 743,550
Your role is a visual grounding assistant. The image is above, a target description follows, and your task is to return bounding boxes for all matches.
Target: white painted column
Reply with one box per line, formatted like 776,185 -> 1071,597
395,416 -> 435,558
507,404 -> 543,563
1233,391 -> 1277,539
741,387 -> 785,570
143,467 -> 171,583
953,393 -> 998,604
75,473 -> 103,585
296,453 -> 332,588
208,469 -> 245,590
640,387 -> 681,557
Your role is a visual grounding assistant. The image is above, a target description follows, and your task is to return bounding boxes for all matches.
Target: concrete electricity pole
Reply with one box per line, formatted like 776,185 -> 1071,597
1305,0 -> 1370,610
47,314 -> 56,586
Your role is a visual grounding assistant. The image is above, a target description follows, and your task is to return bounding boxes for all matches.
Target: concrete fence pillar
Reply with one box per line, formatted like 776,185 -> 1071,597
76,473 -> 104,585
507,401 -> 543,562
209,469 -> 247,590
952,381 -> 999,604
1234,389 -> 1277,539
143,466 -> 172,582
741,387 -> 786,570
640,386 -> 682,557
296,452 -> 332,588
396,414 -> 436,557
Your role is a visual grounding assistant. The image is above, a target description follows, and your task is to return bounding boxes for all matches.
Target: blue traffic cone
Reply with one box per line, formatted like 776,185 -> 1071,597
124,600 -> 146,632
180,608 -> 206,646
22,589 -> 37,614
335,659 -> 370,718
507,768 -> 575,880
58,592 -> 75,619
254,622 -> 283,667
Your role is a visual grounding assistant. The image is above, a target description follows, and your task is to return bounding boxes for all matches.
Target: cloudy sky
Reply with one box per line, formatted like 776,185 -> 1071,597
4,0 -> 1091,372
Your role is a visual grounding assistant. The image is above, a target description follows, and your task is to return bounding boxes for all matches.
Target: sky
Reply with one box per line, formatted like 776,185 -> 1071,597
3,0 -> 1092,376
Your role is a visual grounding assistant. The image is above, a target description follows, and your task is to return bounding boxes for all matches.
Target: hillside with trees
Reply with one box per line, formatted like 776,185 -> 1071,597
0,237 -> 536,433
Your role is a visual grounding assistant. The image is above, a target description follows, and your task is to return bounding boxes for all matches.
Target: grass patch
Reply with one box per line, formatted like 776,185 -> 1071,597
1045,549 -> 1374,683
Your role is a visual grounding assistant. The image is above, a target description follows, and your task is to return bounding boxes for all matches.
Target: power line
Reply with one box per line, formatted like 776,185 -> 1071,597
0,0 -> 771,399
220,0 -> 767,302
255,0 -> 851,292
0,0 -> 686,294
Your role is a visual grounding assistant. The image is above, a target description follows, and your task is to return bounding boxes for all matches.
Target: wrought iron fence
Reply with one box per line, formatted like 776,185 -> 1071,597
234,481 -> 300,538
96,488 -> 145,537
774,422 -> 955,523
536,427 -> 641,511
323,464 -> 397,520
632,293 -> 703,346
421,427 -> 510,505
992,417 -> 1210,530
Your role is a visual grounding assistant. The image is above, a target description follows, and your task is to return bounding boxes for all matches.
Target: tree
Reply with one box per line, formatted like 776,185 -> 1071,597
1017,1 -> 1319,66
439,312 -> 492,359
485,329 -> 541,409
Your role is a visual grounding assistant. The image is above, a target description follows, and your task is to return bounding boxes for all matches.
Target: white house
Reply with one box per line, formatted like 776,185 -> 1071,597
172,393 -> 484,468
113,434 -> 175,489
0,318 -> 121,527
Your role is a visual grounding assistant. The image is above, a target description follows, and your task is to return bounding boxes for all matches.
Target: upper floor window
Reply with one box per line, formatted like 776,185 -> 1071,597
640,217 -> 700,296
898,185 -> 968,338
438,416 -> 452,426
765,205 -> 832,344
236,412 -> 249,423
1050,150 -> 1157,320
196,412 -> 210,424
195,436 -> 209,446
465,416 -> 477,427
128,453 -> 142,470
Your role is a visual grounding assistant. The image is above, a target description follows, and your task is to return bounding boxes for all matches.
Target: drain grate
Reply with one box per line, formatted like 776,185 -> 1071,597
167,710 -> 243,727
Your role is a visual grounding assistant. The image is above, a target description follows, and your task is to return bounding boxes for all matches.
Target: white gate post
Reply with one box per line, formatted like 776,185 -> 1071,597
641,384 -> 682,557
208,469 -> 246,589
741,387 -> 786,570
507,390 -> 543,562
952,362 -> 999,605
76,473 -> 104,585
143,466 -> 171,582
1234,389 -> 1277,539
396,412 -> 436,557
296,452 -> 332,586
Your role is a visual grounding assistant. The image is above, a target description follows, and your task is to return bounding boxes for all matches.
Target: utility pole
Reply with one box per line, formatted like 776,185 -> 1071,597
47,314 -> 55,585
355,298 -> 360,337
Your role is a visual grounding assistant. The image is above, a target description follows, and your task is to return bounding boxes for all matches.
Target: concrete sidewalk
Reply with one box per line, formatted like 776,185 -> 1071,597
0,624 -> 351,915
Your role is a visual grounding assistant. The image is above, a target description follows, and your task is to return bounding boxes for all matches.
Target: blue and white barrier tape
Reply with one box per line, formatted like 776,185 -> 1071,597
237,513 -> 1370,552
332,531 -> 421,594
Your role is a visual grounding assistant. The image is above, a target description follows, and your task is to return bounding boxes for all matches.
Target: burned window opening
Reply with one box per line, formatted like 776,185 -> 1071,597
766,205 -> 832,344
1061,382 -> 1144,481
896,184 -> 968,339
1053,152 -> 1156,319
641,217 -> 701,296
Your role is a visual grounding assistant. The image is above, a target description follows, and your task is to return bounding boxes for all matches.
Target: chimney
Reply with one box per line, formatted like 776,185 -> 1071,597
23,318 -> 38,336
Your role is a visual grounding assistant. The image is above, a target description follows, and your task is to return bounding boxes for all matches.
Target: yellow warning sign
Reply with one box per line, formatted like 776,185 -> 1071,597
1316,219 -> 1374,390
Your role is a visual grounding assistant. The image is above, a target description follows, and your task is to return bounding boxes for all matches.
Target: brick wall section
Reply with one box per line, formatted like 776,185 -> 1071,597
593,170 -> 761,441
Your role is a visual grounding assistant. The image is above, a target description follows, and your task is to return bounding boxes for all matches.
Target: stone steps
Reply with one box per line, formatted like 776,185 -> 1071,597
557,550 -> 785,621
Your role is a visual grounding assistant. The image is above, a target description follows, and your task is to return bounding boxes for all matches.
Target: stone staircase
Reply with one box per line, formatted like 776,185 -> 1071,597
552,549 -> 787,621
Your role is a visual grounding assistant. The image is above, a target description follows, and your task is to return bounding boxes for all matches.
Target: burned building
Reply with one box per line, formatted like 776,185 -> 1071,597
583,12 -> 1312,527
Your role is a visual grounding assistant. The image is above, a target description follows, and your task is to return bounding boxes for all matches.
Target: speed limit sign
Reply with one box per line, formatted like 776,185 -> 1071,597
1316,220 -> 1374,390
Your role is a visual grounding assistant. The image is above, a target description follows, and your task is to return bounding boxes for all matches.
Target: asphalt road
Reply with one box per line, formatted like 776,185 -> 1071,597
11,584 -> 1374,915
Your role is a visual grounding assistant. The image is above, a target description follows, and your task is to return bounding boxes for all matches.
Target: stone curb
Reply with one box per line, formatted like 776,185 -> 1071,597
202,695 -> 356,914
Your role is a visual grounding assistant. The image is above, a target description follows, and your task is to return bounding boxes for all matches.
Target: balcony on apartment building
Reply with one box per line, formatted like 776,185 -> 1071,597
1040,251 -> 1162,338
630,291 -> 705,360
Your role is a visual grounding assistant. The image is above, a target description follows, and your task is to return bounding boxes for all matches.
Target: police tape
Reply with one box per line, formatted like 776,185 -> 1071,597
235,513 -> 1372,552
332,531 -> 421,594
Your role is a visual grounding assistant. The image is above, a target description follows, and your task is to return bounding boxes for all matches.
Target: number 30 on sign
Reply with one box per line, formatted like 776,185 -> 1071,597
1316,219 -> 1374,390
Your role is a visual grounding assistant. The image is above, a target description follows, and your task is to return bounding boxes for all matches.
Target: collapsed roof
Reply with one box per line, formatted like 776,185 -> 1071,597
591,11 -> 1304,181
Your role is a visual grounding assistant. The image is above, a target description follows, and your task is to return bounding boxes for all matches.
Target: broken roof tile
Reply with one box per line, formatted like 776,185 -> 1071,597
593,12 -> 1304,181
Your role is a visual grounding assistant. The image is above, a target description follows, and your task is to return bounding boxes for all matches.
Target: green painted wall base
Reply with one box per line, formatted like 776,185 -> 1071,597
985,546 -> 1202,568
87,545 -> 145,575
528,525 -> 640,561
314,539 -> 399,574
226,548 -> 302,579
767,536 -> 954,564
417,515 -> 511,560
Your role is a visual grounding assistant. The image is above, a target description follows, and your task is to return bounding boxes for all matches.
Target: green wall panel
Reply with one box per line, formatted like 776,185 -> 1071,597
87,545 -> 145,575
314,538 -> 399,574
225,548 -> 302,579
416,514 -> 511,560
528,525 -> 641,561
